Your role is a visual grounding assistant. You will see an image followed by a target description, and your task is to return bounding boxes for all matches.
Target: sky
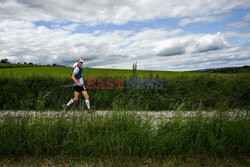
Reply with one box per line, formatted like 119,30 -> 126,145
0,0 -> 250,71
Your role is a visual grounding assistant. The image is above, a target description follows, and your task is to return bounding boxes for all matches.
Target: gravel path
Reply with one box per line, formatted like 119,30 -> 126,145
1,110 -> 249,128
1,110 -> 248,119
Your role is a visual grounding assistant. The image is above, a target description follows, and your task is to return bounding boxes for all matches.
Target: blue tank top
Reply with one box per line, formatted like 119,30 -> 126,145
72,67 -> 84,85
74,67 -> 82,79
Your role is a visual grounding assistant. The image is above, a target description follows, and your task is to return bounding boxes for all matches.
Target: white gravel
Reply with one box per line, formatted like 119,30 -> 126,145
0,110 -> 249,129
1,110 -> 248,122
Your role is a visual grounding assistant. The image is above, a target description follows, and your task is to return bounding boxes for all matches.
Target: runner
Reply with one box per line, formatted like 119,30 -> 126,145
64,58 -> 94,113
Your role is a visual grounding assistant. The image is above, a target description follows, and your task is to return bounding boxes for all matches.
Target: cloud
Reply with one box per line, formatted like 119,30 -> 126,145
224,31 -> 250,38
152,46 -> 250,71
0,1 -> 250,72
156,46 -> 185,57
0,0 -> 250,25
0,20 -> 249,71
243,13 -> 250,21
155,32 -> 230,57
227,21 -> 250,28
179,16 -> 220,26
52,24 -> 79,32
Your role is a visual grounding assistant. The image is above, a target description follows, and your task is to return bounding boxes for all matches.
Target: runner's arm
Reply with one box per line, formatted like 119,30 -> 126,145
71,73 -> 82,86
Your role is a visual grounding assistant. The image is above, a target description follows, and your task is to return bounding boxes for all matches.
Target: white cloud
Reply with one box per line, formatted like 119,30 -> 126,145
155,32 -> 230,56
52,24 -> 79,32
0,0 -> 250,25
224,31 -> 250,38
0,1 -> 250,71
1,20 -> 249,71
227,21 -> 250,28
179,16 -> 220,26
243,13 -> 250,21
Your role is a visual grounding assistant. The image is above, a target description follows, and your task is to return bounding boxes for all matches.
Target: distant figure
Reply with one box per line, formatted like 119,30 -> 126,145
133,61 -> 137,77
64,58 -> 94,113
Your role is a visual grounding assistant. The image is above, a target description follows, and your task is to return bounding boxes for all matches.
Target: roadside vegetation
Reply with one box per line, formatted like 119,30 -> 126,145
0,111 -> 249,166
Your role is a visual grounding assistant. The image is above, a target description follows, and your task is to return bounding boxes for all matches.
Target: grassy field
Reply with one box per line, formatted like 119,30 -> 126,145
0,63 -> 247,79
0,65 -> 249,111
0,65 -> 201,78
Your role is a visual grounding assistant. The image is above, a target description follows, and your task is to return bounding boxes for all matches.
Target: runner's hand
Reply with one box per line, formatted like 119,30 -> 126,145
77,83 -> 83,87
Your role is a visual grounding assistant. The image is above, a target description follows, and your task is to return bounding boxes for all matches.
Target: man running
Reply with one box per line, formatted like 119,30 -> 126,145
64,58 -> 94,113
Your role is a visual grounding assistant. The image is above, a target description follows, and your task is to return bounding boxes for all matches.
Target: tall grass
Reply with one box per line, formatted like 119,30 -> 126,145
0,72 -> 249,111
0,111 -> 249,158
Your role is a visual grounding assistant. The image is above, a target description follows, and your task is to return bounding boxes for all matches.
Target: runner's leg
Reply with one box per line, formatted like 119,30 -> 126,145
82,91 -> 91,109
66,91 -> 79,107
74,91 -> 80,101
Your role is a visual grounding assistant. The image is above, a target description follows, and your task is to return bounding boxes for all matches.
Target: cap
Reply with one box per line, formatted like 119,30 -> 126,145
76,58 -> 84,63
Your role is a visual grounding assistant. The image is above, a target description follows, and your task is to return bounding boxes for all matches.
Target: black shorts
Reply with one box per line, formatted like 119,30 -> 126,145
74,85 -> 87,92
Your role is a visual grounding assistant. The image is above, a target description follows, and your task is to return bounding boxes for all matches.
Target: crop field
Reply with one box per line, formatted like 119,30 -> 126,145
0,64 -> 249,166
0,65 -> 203,78
0,65 -> 249,111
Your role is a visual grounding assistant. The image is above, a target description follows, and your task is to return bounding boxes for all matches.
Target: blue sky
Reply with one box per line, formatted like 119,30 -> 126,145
33,8 -> 249,34
0,0 -> 249,71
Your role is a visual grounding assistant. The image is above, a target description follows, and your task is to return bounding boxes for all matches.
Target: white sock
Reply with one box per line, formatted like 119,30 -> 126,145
85,99 -> 90,109
66,98 -> 74,107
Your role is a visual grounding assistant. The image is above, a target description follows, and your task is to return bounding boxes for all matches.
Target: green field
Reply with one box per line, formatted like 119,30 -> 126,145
0,63 -> 247,79
0,65 -> 202,78
0,64 -> 249,111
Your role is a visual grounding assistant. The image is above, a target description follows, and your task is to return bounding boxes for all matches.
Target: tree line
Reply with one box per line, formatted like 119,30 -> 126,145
0,58 -> 63,67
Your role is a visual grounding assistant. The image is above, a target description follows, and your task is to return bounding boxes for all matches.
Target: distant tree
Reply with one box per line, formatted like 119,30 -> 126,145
24,62 -> 27,64
243,65 -> 248,69
1,59 -> 10,63
53,64 -> 56,66
28,62 -> 34,65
